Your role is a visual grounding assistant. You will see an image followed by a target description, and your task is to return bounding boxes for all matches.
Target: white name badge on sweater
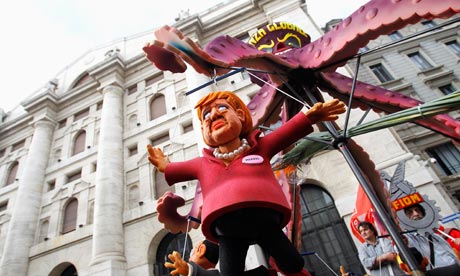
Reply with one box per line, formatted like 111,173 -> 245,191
242,155 -> 264,164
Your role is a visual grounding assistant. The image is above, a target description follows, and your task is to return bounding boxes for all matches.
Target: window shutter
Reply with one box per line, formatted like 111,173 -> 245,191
6,162 -> 19,185
150,95 -> 166,120
73,131 -> 86,155
63,199 -> 78,233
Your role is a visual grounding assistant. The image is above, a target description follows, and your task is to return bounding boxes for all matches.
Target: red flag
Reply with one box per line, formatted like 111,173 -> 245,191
350,185 -> 376,243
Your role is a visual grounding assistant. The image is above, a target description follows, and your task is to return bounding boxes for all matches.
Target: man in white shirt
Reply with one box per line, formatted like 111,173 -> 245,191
357,221 -> 406,276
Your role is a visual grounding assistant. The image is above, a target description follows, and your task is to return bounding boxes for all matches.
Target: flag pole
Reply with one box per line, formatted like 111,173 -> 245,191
436,229 -> 456,241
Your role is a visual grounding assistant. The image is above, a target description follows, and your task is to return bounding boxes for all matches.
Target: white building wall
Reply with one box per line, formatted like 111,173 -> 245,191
0,1 -> 457,275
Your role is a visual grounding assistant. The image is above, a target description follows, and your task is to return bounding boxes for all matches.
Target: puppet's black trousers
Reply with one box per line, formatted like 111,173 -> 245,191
212,207 -> 305,276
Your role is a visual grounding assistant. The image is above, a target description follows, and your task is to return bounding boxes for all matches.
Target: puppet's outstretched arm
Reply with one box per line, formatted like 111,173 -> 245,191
304,98 -> 346,124
148,145 -> 201,233
147,144 -> 170,172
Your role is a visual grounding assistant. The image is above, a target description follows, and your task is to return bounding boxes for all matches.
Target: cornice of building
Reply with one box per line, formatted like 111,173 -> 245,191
21,89 -> 59,116
88,54 -> 126,89
261,0 -> 304,19
0,111 -> 32,140
56,81 -> 100,112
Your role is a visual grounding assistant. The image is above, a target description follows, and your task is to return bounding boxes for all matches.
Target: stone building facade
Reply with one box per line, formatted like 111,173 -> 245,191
0,1 -> 458,275
344,15 -> 460,206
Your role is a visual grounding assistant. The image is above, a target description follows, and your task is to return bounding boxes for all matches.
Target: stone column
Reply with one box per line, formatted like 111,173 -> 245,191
0,118 -> 55,276
91,84 -> 126,274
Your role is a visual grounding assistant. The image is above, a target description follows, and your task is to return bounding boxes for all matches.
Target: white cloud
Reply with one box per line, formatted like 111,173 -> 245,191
0,0 -> 368,112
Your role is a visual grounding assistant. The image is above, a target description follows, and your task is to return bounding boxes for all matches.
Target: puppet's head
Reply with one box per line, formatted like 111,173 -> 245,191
195,91 -> 253,139
248,22 -> 310,54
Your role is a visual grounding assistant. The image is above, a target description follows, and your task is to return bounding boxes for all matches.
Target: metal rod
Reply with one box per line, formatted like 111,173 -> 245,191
337,142 -> 423,275
228,66 -> 287,76
258,125 -> 333,145
182,218 -> 191,258
436,229 -> 456,241
304,84 -> 422,273
277,72 -> 310,108
187,215 -> 201,224
247,71 -> 309,107
182,216 -> 201,258
185,67 -> 244,96
355,108 -> 371,127
343,55 -> 361,137
291,175 -> 298,244
314,253 -> 339,276
377,229 -> 417,238
300,251 -> 339,276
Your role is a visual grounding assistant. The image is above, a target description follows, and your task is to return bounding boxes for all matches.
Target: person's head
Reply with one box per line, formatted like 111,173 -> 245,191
189,240 -> 219,269
195,91 -> 253,147
404,204 -> 425,221
358,221 -> 378,241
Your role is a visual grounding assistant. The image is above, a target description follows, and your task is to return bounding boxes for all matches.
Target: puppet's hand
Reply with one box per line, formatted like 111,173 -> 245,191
164,251 -> 189,275
147,144 -> 170,172
304,99 -> 346,124
157,192 -> 189,233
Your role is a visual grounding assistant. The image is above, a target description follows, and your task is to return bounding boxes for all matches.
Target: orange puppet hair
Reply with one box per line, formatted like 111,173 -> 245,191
194,91 -> 253,138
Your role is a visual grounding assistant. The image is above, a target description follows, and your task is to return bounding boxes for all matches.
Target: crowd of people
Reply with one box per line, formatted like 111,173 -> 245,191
357,204 -> 460,276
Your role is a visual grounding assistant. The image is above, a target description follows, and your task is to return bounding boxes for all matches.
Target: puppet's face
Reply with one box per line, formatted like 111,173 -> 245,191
200,99 -> 245,147
248,22 -> 310,54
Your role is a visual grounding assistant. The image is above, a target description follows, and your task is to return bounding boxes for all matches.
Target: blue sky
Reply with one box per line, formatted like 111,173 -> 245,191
0,0 -> 368,112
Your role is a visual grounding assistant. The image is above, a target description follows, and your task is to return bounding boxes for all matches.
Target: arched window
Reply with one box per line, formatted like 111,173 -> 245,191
72,72 -> 91,88
150,95 -> 166,120
155,169 -> 173,199
60,265 -> 77,276
128,185 -> 140,209
62,198 -> 78,234
6,161 -> 19,186
72,131 -> 86,156
299,184 -> 364,276
154,233 -> 192,276
49,262 -> 78,276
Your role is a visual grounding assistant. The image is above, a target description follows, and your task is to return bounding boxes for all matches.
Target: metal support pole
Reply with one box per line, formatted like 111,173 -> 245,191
337,141 -> 424,276
303,74 -> 424,276
291,175 -> 298,244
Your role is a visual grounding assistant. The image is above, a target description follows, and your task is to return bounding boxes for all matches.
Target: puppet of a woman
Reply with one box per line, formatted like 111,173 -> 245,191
147,91 -> 345,276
